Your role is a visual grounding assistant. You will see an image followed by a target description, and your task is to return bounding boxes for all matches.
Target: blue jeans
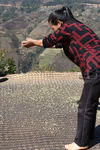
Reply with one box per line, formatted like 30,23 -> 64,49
74,72 -> 100,146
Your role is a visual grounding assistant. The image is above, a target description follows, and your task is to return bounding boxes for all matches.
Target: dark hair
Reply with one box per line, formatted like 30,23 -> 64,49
48,6 -> 78,25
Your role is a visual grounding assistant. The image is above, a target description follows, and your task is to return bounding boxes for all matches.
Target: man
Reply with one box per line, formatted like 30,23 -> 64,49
22,6 -> 100,150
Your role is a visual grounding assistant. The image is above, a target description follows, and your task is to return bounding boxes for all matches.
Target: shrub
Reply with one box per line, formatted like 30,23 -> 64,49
0,49 -> 16,76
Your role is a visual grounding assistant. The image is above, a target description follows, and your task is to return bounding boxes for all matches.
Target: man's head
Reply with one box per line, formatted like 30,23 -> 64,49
49,20 -> 63,32
48,6 -> 75,31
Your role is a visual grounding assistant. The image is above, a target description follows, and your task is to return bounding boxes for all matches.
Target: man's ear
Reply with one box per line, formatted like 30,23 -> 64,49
58,20 -> 63,25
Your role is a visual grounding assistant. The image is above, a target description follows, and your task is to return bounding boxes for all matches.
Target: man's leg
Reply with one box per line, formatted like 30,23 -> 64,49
65,75 -> 100,149
74,77 -> 100,146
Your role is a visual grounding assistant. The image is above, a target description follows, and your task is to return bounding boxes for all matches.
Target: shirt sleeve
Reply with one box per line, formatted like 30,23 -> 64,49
42,23 -> 71,48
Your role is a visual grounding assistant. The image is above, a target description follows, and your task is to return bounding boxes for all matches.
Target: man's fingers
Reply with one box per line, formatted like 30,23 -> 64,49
23,44 -> 28,47
22,41 -> 28,46
21,42 -> 28,48
22,40 -> 27,44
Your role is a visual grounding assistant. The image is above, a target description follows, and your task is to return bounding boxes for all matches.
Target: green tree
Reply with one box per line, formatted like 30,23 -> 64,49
0,49 -> 16,76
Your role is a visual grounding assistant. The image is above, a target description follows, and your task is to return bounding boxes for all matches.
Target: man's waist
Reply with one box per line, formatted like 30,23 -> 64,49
86,70 -> 100,79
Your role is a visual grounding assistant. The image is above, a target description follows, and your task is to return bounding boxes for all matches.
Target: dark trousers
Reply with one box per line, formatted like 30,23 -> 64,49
74,73 -> 100,146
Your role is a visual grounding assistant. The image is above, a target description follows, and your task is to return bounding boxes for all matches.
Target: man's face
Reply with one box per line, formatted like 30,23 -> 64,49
49,20 -> 63,32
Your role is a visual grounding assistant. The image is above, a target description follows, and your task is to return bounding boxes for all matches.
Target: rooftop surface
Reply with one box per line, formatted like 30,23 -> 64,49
0,72 -> 100,150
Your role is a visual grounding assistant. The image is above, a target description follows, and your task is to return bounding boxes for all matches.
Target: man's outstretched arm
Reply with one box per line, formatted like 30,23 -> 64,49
22,38 -> 62,49
22,38 -> 43,48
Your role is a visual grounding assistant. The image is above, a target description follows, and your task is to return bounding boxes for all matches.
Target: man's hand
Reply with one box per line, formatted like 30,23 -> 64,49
22,38 -> 43,48
22,38 -> 35,48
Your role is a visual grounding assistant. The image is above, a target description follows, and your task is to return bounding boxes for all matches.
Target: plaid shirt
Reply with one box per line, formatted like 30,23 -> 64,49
43,20 -> 100,80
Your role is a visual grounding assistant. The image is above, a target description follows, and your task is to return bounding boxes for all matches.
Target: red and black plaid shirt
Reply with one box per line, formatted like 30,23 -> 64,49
43,20 -> 100,80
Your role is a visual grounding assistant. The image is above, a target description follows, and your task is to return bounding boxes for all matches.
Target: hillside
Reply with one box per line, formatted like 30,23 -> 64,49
0,0 -> 100,73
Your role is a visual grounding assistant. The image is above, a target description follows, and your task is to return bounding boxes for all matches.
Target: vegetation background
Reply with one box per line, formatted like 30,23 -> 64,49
0,0 -> 100,74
